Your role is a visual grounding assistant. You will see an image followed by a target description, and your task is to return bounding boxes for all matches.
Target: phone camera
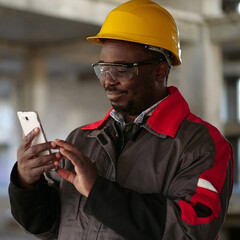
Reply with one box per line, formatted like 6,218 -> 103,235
25,117 -> 29,121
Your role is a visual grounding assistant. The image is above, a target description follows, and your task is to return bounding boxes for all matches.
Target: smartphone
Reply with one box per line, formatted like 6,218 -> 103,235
17,111 -> 51,155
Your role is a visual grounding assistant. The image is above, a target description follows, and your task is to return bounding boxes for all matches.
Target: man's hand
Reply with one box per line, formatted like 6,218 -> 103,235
53,139 -> 98,197
17,128 -> 60,189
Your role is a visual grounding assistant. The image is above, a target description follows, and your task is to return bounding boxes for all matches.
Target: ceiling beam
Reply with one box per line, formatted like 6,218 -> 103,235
208,13 -> 240,42
0,0 -> 122,25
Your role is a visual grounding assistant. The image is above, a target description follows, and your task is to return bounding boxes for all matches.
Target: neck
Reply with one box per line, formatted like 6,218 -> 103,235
117,88 -> 168,124
124,114 -> 139,123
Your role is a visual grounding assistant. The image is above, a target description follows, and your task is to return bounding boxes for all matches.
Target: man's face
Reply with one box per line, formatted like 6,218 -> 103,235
99,40 -> 165,116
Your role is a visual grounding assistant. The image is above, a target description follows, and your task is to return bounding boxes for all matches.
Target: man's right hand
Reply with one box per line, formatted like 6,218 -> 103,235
17,127 -> 60,189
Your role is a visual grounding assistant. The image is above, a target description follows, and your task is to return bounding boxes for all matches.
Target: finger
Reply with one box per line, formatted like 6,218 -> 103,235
54,139 -> 74,150
20,159 -> 57,185
31,153 -> 61,169
25,141 -> 53,159
59,148 -> 81,169
54,139 -> 82,156
57,168 -> 76,184
22,128 -> 40,149
50,141 -> 63,151
30,161 -> 57,176
54,139 -> 69,148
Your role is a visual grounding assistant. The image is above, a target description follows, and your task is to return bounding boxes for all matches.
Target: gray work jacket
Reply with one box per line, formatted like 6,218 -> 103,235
9,87 -> 234,240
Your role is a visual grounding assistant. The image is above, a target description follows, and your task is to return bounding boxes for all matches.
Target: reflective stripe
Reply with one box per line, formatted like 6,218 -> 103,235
197,178 -> 218,193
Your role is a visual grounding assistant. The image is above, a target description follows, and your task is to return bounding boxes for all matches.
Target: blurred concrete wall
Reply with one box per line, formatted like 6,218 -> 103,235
0,0 -> 239,239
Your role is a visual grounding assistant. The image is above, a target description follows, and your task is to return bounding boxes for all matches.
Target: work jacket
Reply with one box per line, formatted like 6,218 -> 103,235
9,86 -> 234,240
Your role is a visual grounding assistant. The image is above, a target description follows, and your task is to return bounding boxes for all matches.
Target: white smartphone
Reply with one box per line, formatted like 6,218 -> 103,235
17,111 -> 51,155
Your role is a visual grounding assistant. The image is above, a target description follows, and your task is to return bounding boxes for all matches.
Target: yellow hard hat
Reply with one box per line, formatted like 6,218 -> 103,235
87,0 -> 181,66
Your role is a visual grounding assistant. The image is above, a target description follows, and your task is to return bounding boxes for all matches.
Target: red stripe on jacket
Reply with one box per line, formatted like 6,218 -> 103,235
81,86 -> 233,226
179,113 -> 233,225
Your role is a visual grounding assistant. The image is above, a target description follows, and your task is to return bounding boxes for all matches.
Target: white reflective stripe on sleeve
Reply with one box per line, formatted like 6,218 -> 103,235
197,178 -> 218,193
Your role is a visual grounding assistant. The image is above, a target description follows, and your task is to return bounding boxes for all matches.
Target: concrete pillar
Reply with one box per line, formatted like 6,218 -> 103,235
158,0 -> 202,13
22,48 -> 48,118
202,0 -> 223,16
201,24 -> 224,131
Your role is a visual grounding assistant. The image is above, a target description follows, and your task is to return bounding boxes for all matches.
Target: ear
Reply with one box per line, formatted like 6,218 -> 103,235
155,62 -> 169,81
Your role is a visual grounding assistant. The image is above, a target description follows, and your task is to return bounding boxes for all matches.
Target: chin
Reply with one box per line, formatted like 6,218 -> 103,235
112,104 -> 126,113
111,102 -> 141,116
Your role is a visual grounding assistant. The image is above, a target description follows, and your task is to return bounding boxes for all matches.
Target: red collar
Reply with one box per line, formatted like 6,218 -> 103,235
82,86 -> 190,137
147,86 -> 190,137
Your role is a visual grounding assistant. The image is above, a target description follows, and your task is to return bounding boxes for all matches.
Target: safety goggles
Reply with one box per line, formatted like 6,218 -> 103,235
92,59 -> 161,82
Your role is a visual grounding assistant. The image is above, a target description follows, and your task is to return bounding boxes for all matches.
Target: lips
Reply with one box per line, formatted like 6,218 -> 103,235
106,90 -> 125,101
105,87 -> 127,101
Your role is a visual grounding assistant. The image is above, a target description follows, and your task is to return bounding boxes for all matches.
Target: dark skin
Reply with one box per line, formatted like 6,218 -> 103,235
17,129 -> 97,197
100,40 -> 168,122
17,128 -> 60,189
17,40 -> 169,196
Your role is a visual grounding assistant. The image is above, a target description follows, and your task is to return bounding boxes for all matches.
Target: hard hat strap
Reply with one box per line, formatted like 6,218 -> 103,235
145,45 -> 173,68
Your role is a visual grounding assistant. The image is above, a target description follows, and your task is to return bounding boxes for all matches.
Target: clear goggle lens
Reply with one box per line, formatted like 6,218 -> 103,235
92,59 -> 161,82
93,63 -> 138,82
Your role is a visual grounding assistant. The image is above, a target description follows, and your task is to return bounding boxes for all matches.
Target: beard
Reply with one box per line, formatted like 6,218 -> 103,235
111,101 -> 134,114
106,86 -> 154,116
111,100 -> 149,116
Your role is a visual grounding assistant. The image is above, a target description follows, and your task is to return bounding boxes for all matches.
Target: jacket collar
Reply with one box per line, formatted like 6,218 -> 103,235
147,86 -> 190,137
82,86 -> 190,137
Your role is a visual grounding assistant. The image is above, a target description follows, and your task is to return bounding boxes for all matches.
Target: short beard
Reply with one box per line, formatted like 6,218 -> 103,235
106,86 -> 155,116
111,100 -> 147,116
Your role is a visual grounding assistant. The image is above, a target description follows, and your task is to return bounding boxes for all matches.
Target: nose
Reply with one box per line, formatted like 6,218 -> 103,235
104,71 -> 118,86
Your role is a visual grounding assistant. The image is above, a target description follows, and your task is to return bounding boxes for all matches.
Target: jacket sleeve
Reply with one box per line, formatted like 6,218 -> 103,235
84,176 -> 167,240
84,136 -> 234,240
8,163 -> 60,240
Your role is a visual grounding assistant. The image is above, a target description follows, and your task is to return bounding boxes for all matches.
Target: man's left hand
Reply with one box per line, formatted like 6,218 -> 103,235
53,139 -> 98,197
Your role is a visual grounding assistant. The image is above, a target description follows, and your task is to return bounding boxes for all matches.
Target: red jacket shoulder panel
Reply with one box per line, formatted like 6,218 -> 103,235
147,86 -> 190,137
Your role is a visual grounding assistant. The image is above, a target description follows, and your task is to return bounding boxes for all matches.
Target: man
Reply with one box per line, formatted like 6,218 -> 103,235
9,0 -> 234,239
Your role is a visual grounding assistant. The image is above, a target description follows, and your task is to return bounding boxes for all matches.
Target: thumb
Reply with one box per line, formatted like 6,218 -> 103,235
57,168 -> 75,184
